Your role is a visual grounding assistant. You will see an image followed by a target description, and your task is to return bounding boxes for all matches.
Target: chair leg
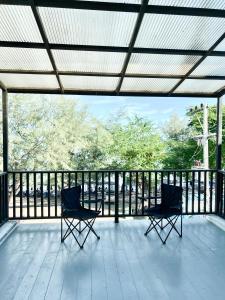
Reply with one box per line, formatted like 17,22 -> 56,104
180,214 -> 183,237
80,219 -> 96,248
64,218 -> 83,249
61,217 -> 63,242
166,215 -> 182,238
145,217 -> 157,235
145,217 -> 163,236
83,218 -> 100,239
144,218 -> 154,236
61,217 -> 100,249
150,218 -> 168,244
145,215 -> 182,244
161,219 -> 163,230
161,218 -> 177,244
79,221 -> 82,234
63,219 -> 79,241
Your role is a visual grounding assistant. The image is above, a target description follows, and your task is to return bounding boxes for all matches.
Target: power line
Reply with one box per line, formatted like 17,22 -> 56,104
189,104 -> 216,169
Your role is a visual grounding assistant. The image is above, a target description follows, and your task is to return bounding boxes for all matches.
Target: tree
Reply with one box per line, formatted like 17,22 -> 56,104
6,94 -> 93,170
1,94 -> 223,172
104,115 -> 165,169
162,113 -> 197,169
72,120 -> 112,170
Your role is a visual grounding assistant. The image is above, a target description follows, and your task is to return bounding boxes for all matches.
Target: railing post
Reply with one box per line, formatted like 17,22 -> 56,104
216,172 -> 223,215
216,96 -> 223,214
115,171 -> 119,223
0,176 -> 2,224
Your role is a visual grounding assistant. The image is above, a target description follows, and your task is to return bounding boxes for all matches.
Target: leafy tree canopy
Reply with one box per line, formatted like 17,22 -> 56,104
104,115 -> 165,169
0,95 -> 222,171
7,94 -> 92,170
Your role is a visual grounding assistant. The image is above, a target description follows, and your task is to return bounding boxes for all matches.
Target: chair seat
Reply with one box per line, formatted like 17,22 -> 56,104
62,207 -> 100,219
144,205 -> 182,218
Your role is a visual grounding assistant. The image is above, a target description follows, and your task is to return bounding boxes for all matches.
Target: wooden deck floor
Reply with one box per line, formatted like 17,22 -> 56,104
0,216 -> 225,300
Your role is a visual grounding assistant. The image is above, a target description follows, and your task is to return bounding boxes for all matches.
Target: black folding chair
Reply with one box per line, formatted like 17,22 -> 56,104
61,186 -> 101,249
144,183 -> 183,244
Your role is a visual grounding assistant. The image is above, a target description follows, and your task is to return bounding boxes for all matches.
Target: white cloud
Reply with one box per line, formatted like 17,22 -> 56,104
161,108 -> 175,114
79,96 -> 130,106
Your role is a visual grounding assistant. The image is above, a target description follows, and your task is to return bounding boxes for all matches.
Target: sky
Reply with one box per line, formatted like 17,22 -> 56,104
73,95 -> 217,125
10,93 -> 218,126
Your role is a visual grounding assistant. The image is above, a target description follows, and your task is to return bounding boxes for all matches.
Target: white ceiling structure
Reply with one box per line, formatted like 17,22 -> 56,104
1,0 -> 225,97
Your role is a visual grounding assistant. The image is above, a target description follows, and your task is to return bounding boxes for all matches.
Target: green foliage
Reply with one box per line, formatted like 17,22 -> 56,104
0,95 -> 222,171
8,94 -> 92,170
104,116 -> 165,169
162,113 -> 197,169
72,123 -> 112,170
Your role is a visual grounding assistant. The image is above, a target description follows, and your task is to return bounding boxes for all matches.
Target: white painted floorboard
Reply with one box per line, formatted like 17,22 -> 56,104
0,216 -> 225,300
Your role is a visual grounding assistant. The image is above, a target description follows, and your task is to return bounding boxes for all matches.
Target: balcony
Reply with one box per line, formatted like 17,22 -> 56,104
1,1 -> 225,299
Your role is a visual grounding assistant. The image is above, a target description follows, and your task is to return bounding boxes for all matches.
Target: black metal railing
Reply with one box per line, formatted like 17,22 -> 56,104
0,172 -> 8,225
217,170 -> 225,219
7,169 -> 216,221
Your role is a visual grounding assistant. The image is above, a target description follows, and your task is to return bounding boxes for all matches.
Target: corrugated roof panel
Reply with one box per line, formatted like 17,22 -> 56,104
121,77 -> 179,92
0,74 -> 59,89
214,39 -> 225,51
53,50 -> 126,73
0,48 -> 53,71
60,75 -> 119,90
192,56 -> 225,76
136,14 -> 225,50
39,7 -> 137,47
0,5 -> 43,42
174,79 -> 225,93
127,53 -> 201,75
148,0 -> 225,9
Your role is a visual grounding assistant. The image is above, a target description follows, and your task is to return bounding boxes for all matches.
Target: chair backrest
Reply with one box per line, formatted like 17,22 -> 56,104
161,183 -> 183,209
61,186 -> 81,209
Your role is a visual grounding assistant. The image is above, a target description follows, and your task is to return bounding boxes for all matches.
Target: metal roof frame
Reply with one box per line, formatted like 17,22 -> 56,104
2,1 -> 225,18
2,41 -> 225,57
5,88 -> 216,98
116,0 -> 149,93
30,0 -> 63,92
1,0 -> 225,97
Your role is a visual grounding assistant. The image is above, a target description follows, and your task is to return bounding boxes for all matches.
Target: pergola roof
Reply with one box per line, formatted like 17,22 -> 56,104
1,0 -> 225,97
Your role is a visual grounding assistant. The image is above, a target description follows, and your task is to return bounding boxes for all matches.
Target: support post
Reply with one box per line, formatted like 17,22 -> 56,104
216,96 -> 223,214
202,104 -> 210,200
2,90 -> 8,173
203,104 -> 209,170
216,97 -> 223,170
2,89 -> 9,220
115,171 -> 119,223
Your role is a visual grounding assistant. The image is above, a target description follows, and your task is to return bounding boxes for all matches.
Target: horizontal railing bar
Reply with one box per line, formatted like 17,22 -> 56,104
218,170 -> 225,174
8,169 -> 216,173
0,172 -> 7,176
